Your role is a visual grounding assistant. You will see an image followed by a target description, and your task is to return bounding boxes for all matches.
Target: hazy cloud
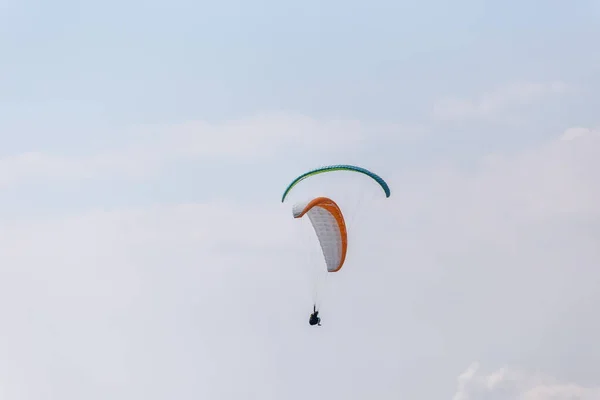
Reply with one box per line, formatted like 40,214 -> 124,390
0,125 -> 598,399
452,363 -> 600,400
433,81 -> 572,122
0,113 -> 417,189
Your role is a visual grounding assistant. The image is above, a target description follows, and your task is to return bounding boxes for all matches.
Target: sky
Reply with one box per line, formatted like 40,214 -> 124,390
1,0 -> 600,399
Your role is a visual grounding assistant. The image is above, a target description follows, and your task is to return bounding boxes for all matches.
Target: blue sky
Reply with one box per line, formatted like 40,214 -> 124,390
2,0 -> 599,210
1,1 -> 600,399
2,0 -> 598,128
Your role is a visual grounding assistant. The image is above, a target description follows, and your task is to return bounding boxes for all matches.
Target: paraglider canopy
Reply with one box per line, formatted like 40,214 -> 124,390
292,196 -> 348,273
281,164 -> 391,203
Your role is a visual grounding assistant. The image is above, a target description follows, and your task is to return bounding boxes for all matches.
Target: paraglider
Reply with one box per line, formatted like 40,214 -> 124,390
292,196 -> 348,326
283,164 -> 391,326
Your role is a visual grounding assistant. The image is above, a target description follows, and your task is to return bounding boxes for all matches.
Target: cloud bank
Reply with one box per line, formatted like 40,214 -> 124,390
0,122 -> 598,399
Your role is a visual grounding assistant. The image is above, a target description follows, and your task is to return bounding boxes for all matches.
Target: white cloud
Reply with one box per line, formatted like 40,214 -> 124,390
0,201 -> 301,399
0,125 -> 598,399
453,362 -> 480,400
387,125 -> 600,248
560,126 -> 600,141
0,113 -> 416,188
433,81 -> 572,121
130,112 -> 366,158
0,150 -> 162,186
452,363 -> 600,400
